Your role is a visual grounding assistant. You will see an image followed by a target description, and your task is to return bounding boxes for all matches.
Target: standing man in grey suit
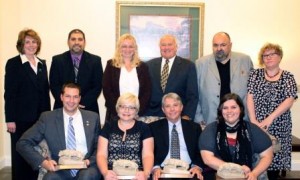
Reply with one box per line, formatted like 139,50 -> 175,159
145,34 -> 198,120
50,29 -> 103,114
194,32 -> 253,126
17,83 -> 101,180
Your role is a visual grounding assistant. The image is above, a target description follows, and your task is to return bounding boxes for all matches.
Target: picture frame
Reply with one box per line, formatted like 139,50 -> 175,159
116,1 -> 205,61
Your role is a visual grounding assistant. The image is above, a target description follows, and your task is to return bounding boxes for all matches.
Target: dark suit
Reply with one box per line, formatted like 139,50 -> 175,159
146,56 -> 198,118
149,119 -> 203,168
16,108 -> 101,180
50,51 -> 103,113
102,59 -> 151,120
4,55 -> 51,180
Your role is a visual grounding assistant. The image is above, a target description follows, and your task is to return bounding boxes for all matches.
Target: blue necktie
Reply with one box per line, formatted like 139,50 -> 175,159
67,117 -> 78,177
170,124 -> 180,159
73,57 -> 80,83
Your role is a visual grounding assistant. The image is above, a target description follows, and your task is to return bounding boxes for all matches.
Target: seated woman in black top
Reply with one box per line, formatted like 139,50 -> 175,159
199,93 -> 273,179
97,92 -> 154,180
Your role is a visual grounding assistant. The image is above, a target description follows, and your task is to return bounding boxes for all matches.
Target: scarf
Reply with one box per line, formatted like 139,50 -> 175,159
216,120 -> 253,169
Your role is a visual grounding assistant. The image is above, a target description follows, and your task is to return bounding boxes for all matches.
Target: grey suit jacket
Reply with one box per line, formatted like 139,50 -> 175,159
16,108 -> 101,170
194,52 -> 253,125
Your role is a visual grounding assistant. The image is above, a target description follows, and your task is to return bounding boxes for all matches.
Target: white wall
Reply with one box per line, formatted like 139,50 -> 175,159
1,0 -> 299,169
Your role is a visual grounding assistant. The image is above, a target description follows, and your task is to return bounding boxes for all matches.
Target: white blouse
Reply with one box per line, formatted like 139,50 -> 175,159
119,66 -> 139,97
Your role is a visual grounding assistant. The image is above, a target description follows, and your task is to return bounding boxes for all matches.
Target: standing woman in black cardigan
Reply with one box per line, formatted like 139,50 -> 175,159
103,33 -> 151,122
4,29 -> 50,180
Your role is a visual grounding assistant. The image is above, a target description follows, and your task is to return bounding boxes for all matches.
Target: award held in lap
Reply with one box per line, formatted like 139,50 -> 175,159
55,149 -> 87,170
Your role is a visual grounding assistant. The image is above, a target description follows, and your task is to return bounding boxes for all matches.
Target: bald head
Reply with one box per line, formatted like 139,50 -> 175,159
212,32 -> 232,62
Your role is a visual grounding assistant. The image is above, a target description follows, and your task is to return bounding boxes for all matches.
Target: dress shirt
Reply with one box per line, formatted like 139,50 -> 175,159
63,109 -> 88,156
160,56 -> 175,74
20,54 -> 42,74
119,66 -> 139,96
161,119 -> 191,166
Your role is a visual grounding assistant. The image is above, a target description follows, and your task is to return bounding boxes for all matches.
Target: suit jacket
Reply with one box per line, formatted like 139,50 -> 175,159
194,52 -> 253,125
4,55 -> 51,123
146,56 -> 198,118
16,108 -> 101,170
50,51 -> 103,113
149,119 -> 203,168
102,59 -> 151,116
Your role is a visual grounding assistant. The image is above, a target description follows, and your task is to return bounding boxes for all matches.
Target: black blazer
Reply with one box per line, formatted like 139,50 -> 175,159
145,56 -> 198,118
50,51 -> 103,113
102,59 -> 151,116
4,55 -> 51,123
149,119 -> 203,168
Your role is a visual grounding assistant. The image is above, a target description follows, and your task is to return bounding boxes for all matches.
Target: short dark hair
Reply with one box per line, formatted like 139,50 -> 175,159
61,83 -> 81,95
16,29 -> 41,54
68,29 -> 85,40
217,93 -> 245,122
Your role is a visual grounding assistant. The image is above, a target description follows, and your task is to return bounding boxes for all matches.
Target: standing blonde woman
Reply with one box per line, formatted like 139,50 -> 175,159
103,34 -> 151,122
247,43 -> 298,179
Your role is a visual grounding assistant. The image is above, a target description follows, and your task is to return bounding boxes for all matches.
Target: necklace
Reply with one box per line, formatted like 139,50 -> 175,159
265,69 -> 280,78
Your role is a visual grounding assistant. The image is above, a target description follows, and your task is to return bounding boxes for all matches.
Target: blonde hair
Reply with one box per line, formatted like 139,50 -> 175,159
258,43 -> 283,67
112,33 -> 141,68
116,92 -> 140,112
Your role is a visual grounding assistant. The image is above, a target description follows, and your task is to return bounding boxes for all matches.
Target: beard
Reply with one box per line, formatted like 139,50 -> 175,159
215,50 -> 228,62
71,45 -> 83,54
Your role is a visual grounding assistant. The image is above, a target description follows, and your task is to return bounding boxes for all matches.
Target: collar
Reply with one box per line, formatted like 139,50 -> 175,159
20,54 -> 42,64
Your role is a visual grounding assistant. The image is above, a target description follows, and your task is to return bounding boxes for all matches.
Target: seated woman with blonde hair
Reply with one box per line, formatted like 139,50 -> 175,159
97,93 -> 154,180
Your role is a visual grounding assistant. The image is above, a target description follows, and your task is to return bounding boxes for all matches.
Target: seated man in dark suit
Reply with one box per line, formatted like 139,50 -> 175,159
16,83 -> 101,180
149,93 -> 203,180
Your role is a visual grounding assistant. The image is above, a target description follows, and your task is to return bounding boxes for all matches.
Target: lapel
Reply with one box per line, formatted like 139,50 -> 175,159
81,110 -> 92,149
23,61 -> 38,88
153,58 -> 163,92
55,109 -> 67,148
162,119 -> 170,149
165,56 -> 181,91
230,56 -> 238,80
181,120 -> 192,155
208,58 -> 220,81
64,52 -> 76,80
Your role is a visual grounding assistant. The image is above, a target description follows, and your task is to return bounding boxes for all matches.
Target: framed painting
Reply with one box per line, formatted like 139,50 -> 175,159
116,1 -> 205,61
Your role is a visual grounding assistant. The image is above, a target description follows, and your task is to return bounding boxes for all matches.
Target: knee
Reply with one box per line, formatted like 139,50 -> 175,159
77,166 -> 101,180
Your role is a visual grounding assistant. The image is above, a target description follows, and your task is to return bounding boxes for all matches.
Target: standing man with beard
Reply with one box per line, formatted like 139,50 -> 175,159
50,29 -> 103,114
194,32 -> 253,126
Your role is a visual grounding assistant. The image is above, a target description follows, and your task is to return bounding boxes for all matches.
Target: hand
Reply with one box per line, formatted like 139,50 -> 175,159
103,170 -> 118,180
182,115 -> 191,120
245,171 -> 258,180
6,122 -> 16,133
152,168 -> 162,180
259,117 -> 273,130
79,104 -> 85,109
134,171 -> 148,180
84,159 -> 90,167
189,166 -> 203,180
41,159 -> 58,172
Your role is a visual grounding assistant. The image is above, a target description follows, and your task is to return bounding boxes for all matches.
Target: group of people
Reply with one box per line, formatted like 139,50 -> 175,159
4,28 -> 298,180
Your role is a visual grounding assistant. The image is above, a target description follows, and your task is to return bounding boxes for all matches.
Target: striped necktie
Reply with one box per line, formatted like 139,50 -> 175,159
73,57 -> 80,83
161,59 -> 169,92
67,117 -> 78,177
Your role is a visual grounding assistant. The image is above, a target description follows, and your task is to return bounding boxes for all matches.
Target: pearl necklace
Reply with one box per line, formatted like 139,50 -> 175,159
265,69 -> 280,78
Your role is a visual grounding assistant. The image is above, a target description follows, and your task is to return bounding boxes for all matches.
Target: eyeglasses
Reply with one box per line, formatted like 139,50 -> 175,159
262,52 -> 278,59
118,105 -> 137,111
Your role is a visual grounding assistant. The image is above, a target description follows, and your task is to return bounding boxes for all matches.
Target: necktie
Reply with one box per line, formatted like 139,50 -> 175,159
161,59 -> 169,92
170,124 -> 180,159
67,117 -> 78,177
73,57 -> 80,83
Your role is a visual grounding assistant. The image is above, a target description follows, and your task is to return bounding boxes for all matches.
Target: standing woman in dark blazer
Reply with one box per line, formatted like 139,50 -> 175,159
103,33 -> 151,122
4,29 -> 50,180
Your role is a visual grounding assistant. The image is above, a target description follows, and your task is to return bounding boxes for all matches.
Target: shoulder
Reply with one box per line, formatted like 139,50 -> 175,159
231,51 -> 251,60
5,55 -> 21,68
175,56 -> 193,64
149,118 -> 167,128
53,51 -> 69,59
80,109 -> 99,118
195,54 -> 214,65
83,51 -> 101,61
146,57 -> 161,65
